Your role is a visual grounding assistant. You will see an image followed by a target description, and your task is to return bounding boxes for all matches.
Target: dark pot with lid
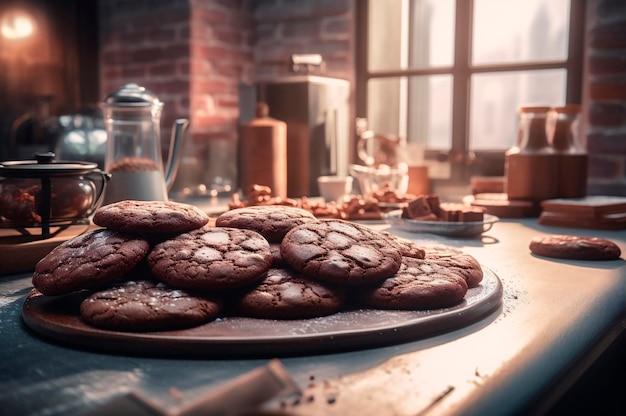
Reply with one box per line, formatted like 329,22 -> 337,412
0,152 -> 109,233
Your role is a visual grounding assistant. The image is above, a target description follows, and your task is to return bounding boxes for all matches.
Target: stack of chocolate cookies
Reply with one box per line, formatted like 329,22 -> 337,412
31,200 -> 484,333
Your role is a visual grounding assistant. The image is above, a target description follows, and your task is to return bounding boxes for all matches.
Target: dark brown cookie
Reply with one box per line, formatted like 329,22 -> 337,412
423,246 -> 483,288
80,280 -> 222,332
232,268 -> 345,319
216,205 -> 317,243
280,219 -> 402,286
33,229 -> 150,296
269,243 -> 287,268
380,231 -> 426,259
529,235 -> 621,260
93,200 -> 209,234
351,256 -> 468,310
147,226 -> 272,290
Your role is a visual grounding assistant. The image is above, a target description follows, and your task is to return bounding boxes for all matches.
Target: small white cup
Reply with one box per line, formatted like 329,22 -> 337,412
317,176 -> 353,202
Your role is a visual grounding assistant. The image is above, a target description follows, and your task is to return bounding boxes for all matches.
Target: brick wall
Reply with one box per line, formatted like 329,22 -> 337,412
251,0 -> 354,82
98,0 -> 624,196
97,0 -> 354,191
585,0 -> 626,196
98,0 -> 191,128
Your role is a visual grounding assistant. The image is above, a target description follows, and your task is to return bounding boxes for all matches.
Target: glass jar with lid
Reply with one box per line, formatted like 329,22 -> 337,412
505,106 -> 559,202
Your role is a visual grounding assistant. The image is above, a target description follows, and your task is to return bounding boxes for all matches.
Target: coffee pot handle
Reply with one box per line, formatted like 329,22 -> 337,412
164,119 -> 189,190
86,170 -> 111,214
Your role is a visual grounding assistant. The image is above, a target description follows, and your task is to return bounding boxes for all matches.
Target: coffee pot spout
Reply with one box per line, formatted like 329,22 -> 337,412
164,119 -> 189,190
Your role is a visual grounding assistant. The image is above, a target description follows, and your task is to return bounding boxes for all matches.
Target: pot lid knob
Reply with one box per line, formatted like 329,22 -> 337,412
35,152 -> 55,164
102,82 -> 162,107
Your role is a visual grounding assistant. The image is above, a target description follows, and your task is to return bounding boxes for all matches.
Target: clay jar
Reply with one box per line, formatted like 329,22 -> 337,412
505,106 -> 559,201
239,103 -> 287,198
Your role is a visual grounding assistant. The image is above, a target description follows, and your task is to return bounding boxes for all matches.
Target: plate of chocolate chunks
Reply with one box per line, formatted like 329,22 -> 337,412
382,194 -> 499,237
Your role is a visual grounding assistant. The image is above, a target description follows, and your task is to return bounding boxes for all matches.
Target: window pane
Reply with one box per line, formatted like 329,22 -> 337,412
409,0 -> 455,68
408,75 -> 452,149
473,0 -> 570,65
470,69 -> 566,150
368,0 -> 454,71
368,0 -> 405,71
367,75 -> 452,150
367,78 -> 405,135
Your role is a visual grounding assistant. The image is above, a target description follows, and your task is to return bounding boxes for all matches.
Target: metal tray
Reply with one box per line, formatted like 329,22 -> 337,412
383,210 -> 499,238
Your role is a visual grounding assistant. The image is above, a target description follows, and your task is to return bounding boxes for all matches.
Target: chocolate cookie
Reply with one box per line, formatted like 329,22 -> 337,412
280,219 -> 402,286
352,256 -> 468,310
148,226 -> 272,290
233,268 -> 345,319
529,235 -> 621,260
33,229 -> 150,296
216,205 -> 317,243
269,243 -> 287,268
380,231 -> 426,259
423,246 -> 483,288
93,200 -> 209,234
80,280 -> 222,332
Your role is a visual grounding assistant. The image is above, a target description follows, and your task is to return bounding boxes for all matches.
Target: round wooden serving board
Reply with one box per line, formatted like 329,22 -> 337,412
22,267 -> 503,358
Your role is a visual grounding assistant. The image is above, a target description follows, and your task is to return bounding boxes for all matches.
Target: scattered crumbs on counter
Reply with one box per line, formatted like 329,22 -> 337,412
494,273 -> 528,323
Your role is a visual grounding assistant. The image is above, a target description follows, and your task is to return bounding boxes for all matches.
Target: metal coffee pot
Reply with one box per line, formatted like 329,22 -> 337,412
101,83 -> 189,204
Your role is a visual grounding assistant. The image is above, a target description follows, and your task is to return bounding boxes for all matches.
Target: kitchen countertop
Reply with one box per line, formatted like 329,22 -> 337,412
0,216 -> 624,415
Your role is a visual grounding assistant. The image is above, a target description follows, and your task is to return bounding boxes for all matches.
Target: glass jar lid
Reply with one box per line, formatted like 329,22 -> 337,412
0,152 -> 98,178
102,82 -> 162,108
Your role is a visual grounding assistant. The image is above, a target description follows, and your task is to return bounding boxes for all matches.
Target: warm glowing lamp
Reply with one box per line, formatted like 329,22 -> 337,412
1,10 -> 35,39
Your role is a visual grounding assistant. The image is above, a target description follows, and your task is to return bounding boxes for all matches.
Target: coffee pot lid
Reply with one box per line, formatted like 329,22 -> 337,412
102,83 -> 162,108
0,152 -> 98,177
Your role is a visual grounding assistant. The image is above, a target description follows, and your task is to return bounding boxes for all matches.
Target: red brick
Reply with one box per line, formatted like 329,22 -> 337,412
214,64 -> 244,78
164,44 -> 190,60
151,79 -> 190,95
192,7 -> 230,24
192,44 -> 232,61
595,0 -> 626,22
150,63 -> 178,77
120,66 -> 148,78
589,78 -> 626,101
132,47 -> 164,63
213,26 -> 245,44
322,16 -> 351,38
193,79 -> 234,94
283,20 -> 320,39
586,131 -> 626,154
587,154 -> 623,179
148,28 -> 179,43
588,103 -> 626,128
590,21 -> 626,50
588,55 -> 626,76
587,181 -> 626,196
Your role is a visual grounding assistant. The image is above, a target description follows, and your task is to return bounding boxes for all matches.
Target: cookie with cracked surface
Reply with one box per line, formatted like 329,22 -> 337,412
380,231 -> 426,259
351,256 -> 468,310
33,229 -> 150,296
232,268 -> 345,319
147,226 -> 272,290
269,243 -> 287,268
422,246 -> 483,288
80,280 -> 222,332
93,200 -> 209,234
529,235 -> 621,260
216,205 -> 317,243
280,219 -> 402,286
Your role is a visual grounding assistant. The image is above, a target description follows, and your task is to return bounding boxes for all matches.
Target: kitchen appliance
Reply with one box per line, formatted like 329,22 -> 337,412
101,83 -> 189,204
239,76 -> 350,197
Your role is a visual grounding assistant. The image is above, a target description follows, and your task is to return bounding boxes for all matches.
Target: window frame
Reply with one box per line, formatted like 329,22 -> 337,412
355,0 -> 586,183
